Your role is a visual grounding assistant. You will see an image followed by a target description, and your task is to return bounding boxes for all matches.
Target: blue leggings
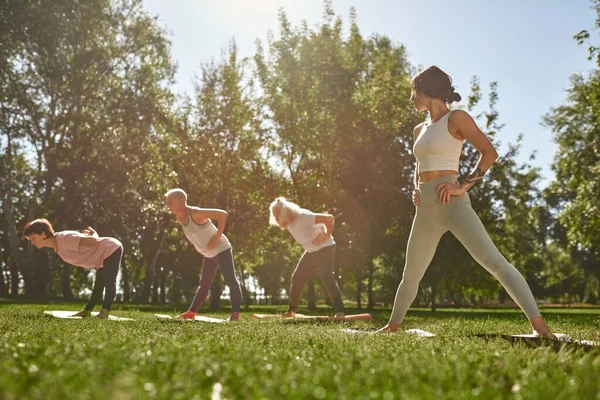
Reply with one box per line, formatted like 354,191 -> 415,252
189,248 -> 242,313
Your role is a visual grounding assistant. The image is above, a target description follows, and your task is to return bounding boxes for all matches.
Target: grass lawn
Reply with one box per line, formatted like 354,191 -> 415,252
1,302 -> 599,400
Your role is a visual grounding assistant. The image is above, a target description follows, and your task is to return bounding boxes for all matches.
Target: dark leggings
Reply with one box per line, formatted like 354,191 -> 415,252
189,248 -> 242,313
85,246 -> 123,311
287,245 -> 344,313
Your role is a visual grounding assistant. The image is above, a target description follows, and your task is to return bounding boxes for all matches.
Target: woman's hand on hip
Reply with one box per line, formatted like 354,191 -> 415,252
412,189 -> 421,206
435,181 -> 465,205
312,232 -> 329,246
207,234 -> 221,250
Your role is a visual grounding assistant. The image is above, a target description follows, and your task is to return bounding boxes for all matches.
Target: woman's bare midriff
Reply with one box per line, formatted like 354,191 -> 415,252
419,170 -> 458,183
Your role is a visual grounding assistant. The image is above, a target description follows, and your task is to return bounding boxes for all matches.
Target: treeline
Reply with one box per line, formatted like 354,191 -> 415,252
1,0 -> 599,309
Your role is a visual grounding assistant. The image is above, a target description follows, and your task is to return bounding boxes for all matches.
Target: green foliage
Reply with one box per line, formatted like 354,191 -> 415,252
255,4 -> 419,308
573,0 -> 600,64
1,0 -> 597,308
544,71 -> 600,278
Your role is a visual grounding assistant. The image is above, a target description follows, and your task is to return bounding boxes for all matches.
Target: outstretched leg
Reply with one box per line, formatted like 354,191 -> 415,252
447,202 -> 552,336
380,208 -> 445,332
100,246 -> 122,313
181,256 -> 219,318
85,267 -> 105,313
287,251 -> 318,315
315,245 -> 344,316
217,248 -> 242,320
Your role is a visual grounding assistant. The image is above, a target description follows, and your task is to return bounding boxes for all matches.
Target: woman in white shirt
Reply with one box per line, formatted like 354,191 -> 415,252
270,197 -> 344,318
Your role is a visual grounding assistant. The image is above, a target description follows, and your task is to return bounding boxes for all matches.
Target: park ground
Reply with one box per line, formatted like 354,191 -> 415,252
1,301 -> 599,400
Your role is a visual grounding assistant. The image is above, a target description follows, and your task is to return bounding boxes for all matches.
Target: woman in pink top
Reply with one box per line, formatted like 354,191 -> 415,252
24,218 -> 123,319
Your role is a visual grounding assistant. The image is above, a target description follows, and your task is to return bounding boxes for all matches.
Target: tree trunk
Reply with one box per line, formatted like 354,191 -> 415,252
237,263 -> 250,310
151,265 -> 160,304
3,195 -> 22,296
62,264 -> 73,300
335,253 -> 343,297
34,249 -> 50,297
356,275 -> 362,310
139,229 -> 167,303
2,133 -> 25,296
367,258 -> 374,310
24,182 -> 42,296
430,283 -> 437,312
20,252 -> 33,296
121,253 -> 130,303
498,289 -> 507,305
159,267 -> 166,304
578,270 -> 588,303
0,261 -> 6,296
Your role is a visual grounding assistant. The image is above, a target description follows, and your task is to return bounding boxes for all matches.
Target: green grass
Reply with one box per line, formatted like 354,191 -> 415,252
1,303 -> 599,400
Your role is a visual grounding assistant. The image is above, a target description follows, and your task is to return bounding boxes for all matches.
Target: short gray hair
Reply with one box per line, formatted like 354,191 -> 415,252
164,188 -> 187,202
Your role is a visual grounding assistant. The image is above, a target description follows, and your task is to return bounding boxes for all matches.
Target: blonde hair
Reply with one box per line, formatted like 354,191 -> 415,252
164,188 -> 188,203
269,197 -> 301,228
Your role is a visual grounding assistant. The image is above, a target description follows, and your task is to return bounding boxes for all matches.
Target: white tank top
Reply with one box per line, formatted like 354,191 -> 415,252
413,110 -> 464,173
287,209 -> 336,253
180,209 -> 231,258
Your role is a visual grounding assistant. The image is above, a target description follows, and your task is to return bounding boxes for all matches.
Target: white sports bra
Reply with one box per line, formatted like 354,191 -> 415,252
413,110 -> 464,173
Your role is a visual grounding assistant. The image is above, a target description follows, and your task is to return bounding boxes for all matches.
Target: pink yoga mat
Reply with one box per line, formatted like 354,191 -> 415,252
252,313 -> 373,322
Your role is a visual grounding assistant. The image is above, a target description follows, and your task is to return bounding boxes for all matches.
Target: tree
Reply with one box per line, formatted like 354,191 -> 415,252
543,71 -> 600,297
255,3 -> 418,309
171,40 -> 278,309
573,0 -> 600,65
1,0 -> 177,300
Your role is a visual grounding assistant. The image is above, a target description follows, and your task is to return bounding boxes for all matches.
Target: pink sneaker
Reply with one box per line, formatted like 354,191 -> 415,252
177,310 -> 197,320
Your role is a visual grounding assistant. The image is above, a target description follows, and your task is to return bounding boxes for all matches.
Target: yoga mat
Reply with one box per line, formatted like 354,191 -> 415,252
342,328 -> 436,337
506,333 -> 599,347
252,313 -> 373,322
154,313 -> 228,323
44,310 -> 133,321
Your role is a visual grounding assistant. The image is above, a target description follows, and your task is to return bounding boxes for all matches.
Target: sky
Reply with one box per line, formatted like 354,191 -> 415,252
142,0 -> 597,188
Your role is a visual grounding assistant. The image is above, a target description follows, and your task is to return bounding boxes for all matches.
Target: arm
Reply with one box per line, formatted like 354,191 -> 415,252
83,226 -> 99,238
412,124 -> 423,206
191,208 -> 229,249
312,214 -> 334,245
436,111 -> 499,204
452,110 -> 499,192
191,208 -> 229,235
315,214 -> 334,236
414,162 -> 420,189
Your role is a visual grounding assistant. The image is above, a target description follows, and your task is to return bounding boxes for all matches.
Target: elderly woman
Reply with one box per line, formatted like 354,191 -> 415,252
165,188 -> 242,321
269,197 -> 344,318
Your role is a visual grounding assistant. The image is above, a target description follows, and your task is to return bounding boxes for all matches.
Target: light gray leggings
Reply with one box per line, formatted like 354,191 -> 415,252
389,175 -> 541,324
